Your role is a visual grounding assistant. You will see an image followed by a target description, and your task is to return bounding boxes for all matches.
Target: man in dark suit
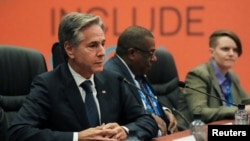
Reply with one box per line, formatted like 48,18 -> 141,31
8,12 -> 158,141
104,25 -> 178,136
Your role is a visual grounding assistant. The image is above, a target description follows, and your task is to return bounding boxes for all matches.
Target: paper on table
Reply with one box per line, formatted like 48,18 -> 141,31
223,122 -> 233,125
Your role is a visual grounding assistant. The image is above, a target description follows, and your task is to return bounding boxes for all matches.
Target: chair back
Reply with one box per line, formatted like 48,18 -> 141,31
147,49 -> 180,109
147,49 -> 191,130
0,45 -> 47,140
0,107 -> 7,141
51,42 -> 65,69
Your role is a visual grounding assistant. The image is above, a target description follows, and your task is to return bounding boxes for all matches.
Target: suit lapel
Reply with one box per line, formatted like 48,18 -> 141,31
112,56 -> 143,104
94,73 -> 112,123
207,62 -> 224,100
228,72 -> 239,103
113,56 -> 134,80
61,64 -> 89,127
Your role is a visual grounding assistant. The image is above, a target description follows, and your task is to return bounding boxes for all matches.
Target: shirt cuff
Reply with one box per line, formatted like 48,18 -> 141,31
162,106 -> 172,113
121,126 -> 129,135
158,129 -> 162,137
73,132 -> 78,141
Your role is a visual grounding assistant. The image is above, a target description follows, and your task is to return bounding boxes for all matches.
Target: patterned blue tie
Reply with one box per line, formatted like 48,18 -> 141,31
80,80 -> 99,127
221,78 -> 233,107
136,77 -> 163,117
225,81 -> 233,107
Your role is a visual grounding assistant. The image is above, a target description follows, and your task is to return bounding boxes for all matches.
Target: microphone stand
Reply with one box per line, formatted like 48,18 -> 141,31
179,82 -> 238,107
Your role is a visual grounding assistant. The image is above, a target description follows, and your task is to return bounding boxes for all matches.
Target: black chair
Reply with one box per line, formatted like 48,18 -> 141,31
0,45 -> 47,140
147,49 -> 191,130
0,107 -> 7,141
51,42 -> 65,69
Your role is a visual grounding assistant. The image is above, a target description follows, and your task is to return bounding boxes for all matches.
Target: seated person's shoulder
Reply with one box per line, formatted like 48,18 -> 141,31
102,68 -> 121,76
97,69 -> 123,81
188,63 -> 210,77
228,70 -> 240,80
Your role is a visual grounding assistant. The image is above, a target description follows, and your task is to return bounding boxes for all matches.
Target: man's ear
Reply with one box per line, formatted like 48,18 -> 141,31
128,48 -> 136,57
64,41 -> 74,59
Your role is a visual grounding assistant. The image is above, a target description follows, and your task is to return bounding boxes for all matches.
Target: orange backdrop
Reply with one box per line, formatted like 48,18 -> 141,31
1,0 -> 250,93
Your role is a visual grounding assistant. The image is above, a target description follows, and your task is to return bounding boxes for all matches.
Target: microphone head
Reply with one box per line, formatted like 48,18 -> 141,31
178,81 -> 186,88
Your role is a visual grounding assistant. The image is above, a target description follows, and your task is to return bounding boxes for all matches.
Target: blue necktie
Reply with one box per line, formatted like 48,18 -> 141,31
80,80 -> 99,127
225,82 -> 233,107
136,77 -> 163,117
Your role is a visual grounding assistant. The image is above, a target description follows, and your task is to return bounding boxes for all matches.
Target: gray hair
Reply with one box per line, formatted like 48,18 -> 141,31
58,12 -> 104,60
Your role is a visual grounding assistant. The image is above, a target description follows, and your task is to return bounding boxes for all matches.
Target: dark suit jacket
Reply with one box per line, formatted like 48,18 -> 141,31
104,55 -> 169,126
183,61 -> 250,123
8,63 -> 158,141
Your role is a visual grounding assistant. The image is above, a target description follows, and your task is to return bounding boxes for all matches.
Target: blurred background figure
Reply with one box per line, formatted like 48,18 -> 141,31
182,29 -> 250,123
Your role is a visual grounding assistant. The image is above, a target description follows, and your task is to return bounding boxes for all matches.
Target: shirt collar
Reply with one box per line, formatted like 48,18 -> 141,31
211,60 -> 230,85
68,63 -> 95,87
116,55 -> 137,80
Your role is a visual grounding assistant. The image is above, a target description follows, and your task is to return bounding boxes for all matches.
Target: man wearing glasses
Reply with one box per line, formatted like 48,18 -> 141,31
104,25 -> 178,136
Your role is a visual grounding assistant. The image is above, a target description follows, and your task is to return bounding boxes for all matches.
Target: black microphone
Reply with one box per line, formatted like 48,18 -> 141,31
178,81 -> 238,107
118,76 -> 190,129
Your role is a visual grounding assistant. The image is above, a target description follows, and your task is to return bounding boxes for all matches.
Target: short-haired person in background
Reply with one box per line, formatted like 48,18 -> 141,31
183,29 -> 250,123
104,25 -> 178,136
8,12 -> 158,141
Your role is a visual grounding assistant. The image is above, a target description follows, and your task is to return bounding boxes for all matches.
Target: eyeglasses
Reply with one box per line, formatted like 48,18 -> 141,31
133,47 -> 156,58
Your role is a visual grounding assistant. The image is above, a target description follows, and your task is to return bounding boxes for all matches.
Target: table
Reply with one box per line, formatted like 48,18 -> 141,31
151,119 -> 234,141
